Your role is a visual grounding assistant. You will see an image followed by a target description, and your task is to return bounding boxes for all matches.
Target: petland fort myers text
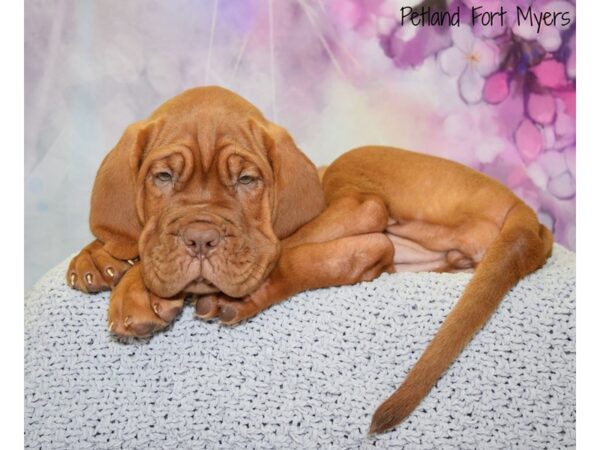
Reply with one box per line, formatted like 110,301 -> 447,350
400,4 -> 572,33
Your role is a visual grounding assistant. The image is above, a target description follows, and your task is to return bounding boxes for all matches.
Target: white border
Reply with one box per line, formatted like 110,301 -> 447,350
576,1 -> 598,448
1,1 -> 24,447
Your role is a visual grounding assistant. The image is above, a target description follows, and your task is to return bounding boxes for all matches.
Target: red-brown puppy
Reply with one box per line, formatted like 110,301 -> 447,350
67,86 -> 552,434
68,86 -> 326,335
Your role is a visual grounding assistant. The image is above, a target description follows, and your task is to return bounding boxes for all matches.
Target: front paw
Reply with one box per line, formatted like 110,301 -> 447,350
66,240 -> 135,293
108,265 -> 184,337
194,293 -> 263,325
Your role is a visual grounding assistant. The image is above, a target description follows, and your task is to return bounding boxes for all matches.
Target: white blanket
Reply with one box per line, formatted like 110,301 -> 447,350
25,244 -> 575,449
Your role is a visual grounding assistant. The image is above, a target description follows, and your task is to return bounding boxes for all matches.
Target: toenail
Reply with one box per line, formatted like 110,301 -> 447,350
85,273 -> 93,284
70,273 -> 76,287
220,305 -> 237,323
195,297 -> 214,316
123,316 -> 132,328
106,267 -> 115,277
130,322 -> 156,337
152,303 -> 160,314
127,259 -> 135,266
108,321 -> 114,332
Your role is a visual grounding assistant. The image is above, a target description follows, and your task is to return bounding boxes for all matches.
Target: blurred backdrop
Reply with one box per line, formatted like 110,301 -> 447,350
25,0 -> 576,289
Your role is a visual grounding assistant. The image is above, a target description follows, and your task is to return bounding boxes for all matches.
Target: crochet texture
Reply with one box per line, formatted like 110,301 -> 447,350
25,244 -> 575,449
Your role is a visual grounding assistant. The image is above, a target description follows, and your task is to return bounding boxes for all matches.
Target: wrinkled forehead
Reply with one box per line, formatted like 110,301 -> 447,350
141,90 -> 269,171
147,114 -> 264,169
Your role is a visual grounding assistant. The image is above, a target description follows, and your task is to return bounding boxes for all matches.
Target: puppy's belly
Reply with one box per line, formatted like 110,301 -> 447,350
384,227 -> 475,273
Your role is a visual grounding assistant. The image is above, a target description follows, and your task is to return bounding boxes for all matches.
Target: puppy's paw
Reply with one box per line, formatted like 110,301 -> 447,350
195,293 -> 262,325
66,240 -> 135,293
108,265 -> 184,338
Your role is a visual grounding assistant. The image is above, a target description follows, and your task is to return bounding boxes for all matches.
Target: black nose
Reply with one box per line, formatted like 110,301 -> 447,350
182,225 -> 222,256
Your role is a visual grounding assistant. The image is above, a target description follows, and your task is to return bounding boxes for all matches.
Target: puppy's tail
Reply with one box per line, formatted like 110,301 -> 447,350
369,202 -> 553,434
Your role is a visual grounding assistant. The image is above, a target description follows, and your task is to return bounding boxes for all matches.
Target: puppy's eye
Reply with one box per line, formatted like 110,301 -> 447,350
238,174 -> 256,185
155,172 -> 173,182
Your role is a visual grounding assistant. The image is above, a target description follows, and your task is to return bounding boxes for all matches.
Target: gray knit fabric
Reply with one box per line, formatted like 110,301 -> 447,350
25,244 -> 575,449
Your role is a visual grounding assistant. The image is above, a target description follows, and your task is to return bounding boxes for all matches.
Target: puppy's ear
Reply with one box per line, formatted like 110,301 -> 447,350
90,121 -> 149,259
263,122 -> 326,239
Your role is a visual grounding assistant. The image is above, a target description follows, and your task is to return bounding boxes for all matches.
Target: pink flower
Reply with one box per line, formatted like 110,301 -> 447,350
439,26 -> 500,103
527,93 -> 556,125
515,118 -> 543,161
483,71 -> 510,104
531,58 -> 570,89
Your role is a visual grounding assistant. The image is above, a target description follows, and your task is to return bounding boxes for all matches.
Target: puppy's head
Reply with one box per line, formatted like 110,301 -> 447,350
90,87 -> 325,298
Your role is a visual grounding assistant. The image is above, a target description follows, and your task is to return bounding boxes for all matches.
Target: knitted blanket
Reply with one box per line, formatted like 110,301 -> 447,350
25,244 -> 575,449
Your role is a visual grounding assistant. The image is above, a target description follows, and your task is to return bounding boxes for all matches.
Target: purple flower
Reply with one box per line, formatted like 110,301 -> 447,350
439,26 -> 500,103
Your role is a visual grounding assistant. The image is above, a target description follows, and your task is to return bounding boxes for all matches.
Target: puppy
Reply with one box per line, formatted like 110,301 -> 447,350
67,87 -> 553,433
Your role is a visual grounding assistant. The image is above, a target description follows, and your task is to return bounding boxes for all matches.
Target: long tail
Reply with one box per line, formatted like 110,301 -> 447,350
369,202 -> 553,434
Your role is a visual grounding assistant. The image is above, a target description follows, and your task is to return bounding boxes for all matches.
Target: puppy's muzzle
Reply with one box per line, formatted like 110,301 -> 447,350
182,222 -> 222,257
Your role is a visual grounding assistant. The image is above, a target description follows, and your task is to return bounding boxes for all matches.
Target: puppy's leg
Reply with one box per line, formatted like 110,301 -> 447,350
282,193 -> 389,249
197,232 -> 395,324
196,192 -> 391,322
108,264 -> 184,337
197,193 -> 392,323
67,240 -> 135,293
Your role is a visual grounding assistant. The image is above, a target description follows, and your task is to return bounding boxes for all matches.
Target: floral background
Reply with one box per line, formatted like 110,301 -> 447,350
25,0 -> 575,289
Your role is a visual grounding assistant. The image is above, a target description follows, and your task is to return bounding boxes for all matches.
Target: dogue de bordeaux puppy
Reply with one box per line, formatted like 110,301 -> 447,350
67,86 -> 553,434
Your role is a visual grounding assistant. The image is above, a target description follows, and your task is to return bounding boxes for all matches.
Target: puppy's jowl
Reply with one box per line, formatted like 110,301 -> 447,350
68,87 -> 552,433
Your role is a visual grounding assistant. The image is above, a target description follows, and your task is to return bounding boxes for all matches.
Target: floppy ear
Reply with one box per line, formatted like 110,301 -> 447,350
89,121 -> 148,259
263,122 -> 326,239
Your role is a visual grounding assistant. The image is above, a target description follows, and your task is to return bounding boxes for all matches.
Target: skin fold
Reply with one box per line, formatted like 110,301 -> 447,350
67,86 -> 553,434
